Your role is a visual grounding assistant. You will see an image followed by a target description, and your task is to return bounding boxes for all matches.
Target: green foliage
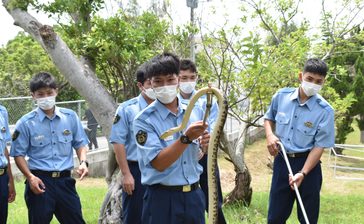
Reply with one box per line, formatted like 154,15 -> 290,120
197,2 -> 310,125
321,29 -> 364,142
7,0 -> 34,10
59,11 -> 173,101
0,33 -> 80,101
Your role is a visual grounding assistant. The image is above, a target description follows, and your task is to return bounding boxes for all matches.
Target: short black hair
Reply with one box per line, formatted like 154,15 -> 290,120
146,52 -> 180,79
136,62 -> 148,84
180,59 -> 197,73
303,58 -> 328,77
30,72 -> 58,92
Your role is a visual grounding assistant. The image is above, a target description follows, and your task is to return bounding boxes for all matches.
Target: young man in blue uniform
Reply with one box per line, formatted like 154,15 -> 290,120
178,59 -> 226,224
110,63 -> 155,224
264,58 -> 335,224
133,52 -> 210,224
0,105 -> 16,224
10,72 -> 89,224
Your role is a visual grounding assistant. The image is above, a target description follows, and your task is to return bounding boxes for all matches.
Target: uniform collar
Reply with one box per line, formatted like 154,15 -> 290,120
177,89 -> 196,101
36,106 -> 60,121
138,94 -> 148,110
289,88 -> 317,111
155,98 -> 185,120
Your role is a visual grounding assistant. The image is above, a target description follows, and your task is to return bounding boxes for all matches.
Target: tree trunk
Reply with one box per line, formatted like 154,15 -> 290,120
220,125 -> 253,205
2,1 -> 121,221
224,164 -> 252,206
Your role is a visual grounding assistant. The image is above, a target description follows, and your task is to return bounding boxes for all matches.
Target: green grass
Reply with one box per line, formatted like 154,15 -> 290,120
7,179 -> 364,224
7,178 -> 107,224
221,192 -> 364,224
344,123 -> 362,145
5,124 -> 364,223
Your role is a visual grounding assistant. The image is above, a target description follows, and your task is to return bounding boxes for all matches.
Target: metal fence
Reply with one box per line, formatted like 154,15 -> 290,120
0,96 -> 87,126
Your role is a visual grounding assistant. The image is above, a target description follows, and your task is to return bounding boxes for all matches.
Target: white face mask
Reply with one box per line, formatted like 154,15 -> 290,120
37,95 -> 56,110
153,85 -> 178,104
179,81 -> 196,94
301,80 -> 322,96
144,88 -> 156,100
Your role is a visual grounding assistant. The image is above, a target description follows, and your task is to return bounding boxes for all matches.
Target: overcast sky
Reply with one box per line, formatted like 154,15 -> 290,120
0,0 -> 345,46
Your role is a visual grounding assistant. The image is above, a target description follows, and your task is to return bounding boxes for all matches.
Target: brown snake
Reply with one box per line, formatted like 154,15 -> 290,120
161,86 -> 228,224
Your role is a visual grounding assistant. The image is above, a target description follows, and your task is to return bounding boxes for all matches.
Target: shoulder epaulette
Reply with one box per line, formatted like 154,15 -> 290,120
120,97 -> 138,108
278,87 -> 295,93
316,95 -> 334,112
59,107 -> 74,115
136,103 -> 157,121
20,110 -> 37,122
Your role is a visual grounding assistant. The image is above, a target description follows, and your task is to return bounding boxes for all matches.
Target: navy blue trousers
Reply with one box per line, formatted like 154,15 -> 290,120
142,186 -> 205,224
25,175 -> 85,224
268,154 -> 322,224
199,154 -> 227,224
0,172 -> 9,224
122,161 -> 145,224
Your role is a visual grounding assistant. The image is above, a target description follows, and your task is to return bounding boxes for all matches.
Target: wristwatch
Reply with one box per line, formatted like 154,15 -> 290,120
80,160 -> 89,168
180,134 -> 193,144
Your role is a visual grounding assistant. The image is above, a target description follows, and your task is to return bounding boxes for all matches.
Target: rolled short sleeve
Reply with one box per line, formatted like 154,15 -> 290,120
314,109 -> 335,148
109,105 -> 129,145
1,108 -> 11,142
10,121 -> 30,157
133,118 -> 162,166
71,113 -> 89,150
264,93 -> 278,121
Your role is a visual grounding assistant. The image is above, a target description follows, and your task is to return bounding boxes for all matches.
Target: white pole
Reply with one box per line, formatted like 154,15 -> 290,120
277,142 -> 310,224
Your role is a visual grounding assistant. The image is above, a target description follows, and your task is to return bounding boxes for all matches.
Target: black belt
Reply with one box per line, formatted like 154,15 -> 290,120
0,167 -> 7,176
31,170 -> 71,178
127,160 -> 138,165
151,182 -> 199,193
286,151 -> 310,158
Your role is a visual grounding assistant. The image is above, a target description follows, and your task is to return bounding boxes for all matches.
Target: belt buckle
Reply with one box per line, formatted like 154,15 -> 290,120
52,172 -> 61,178
0,169 -> 4,175
182,185 -> 191,192
287,153 -> 295,158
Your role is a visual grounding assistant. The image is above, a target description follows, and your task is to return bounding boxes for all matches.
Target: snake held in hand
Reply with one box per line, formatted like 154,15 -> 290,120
161,86 -> 228,224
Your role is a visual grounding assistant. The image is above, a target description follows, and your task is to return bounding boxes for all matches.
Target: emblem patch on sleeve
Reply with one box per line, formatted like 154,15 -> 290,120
136,130 -> 147,146
12,130 -> 20,141
113,114 -> 121,124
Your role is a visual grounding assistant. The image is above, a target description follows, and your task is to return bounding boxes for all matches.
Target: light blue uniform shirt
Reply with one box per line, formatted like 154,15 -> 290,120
0,105 -> 11,168
133,99 -> 205,186
264,88 -> 335,153
10,107 -> 89,171
178,89 -> 219,132
109,94 -> 149,161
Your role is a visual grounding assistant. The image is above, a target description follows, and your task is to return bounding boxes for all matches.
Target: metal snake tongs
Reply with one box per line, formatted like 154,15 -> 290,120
277,141 -> 310,224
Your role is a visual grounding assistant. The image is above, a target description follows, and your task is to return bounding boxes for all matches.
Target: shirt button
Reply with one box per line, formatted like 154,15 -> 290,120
183,161 -> 186,164
294,115 -> 297,118
53,142 -> 56,145
291,127 -> 293,130
52,131 -> 55,134
288,138 -> 290,141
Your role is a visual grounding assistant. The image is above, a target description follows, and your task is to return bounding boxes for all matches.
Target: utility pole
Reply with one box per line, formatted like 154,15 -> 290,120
186,0 -> 198,62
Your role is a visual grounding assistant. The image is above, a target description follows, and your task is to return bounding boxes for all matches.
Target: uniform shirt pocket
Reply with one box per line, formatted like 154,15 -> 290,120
30,135 -> 51,158
57,134 -> 73,156
275,113 -> 290,138
294,125 -> 316,148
